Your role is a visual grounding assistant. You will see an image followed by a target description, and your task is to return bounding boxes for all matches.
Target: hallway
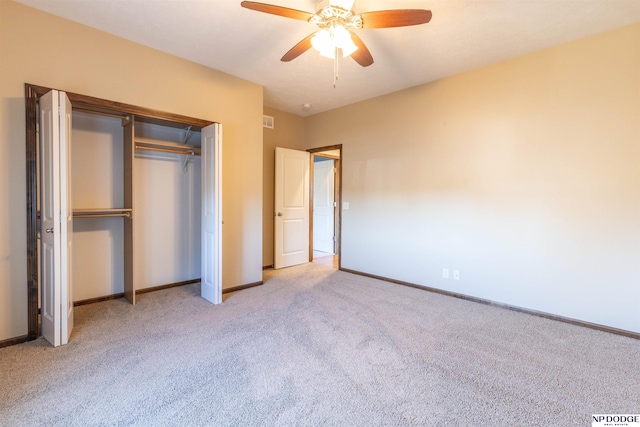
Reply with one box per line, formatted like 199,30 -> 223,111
312,251 -> 338,269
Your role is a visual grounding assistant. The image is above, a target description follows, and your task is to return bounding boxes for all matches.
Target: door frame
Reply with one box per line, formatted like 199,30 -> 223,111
24,83 -> 215,343
308,145 -> 342,269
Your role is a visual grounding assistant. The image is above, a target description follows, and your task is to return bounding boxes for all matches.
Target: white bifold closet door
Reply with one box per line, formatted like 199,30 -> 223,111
201,123 -> 222,304
40,92 -> 223,347
40,90 -> 74,347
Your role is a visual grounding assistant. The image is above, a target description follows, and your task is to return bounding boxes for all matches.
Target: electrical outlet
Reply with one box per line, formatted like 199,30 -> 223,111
442,268 -> 449,279
453,270 -> 460,280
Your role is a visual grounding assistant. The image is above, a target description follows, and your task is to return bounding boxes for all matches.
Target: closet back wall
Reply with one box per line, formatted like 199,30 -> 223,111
0,0 -> 263,343
134,124 -> 202,290
71,112 -> 125,301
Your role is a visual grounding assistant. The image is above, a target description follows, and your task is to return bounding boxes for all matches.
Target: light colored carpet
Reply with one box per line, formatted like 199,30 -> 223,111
0,263 -> 638,426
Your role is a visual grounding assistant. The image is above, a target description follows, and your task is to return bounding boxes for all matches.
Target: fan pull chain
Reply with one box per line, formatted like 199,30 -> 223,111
333,46 -> 339,88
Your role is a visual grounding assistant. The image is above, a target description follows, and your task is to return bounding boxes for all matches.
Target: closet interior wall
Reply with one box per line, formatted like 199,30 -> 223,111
134,121 -> 202,292
71,111 -> 127,302
69,112 -> 203,304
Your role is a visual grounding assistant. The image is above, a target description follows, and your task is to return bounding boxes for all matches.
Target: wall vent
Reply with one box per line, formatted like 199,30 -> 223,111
263,115 -> 274,129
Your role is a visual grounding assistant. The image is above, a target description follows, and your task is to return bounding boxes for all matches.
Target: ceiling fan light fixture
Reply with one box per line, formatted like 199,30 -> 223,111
311,26 -> 358,58
241,0 -> 432,82
341,40 -> 358,57
311,29 -> 334,57
333,25 -> 357,56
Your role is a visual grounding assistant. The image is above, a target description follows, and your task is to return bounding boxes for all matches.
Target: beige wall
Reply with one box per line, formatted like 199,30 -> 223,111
305,24 -> 640,332
0,1 -> 263,342
262,107 -> 306,266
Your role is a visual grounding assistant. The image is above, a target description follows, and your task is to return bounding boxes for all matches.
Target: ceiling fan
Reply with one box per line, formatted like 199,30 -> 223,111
240,0 -> 432,68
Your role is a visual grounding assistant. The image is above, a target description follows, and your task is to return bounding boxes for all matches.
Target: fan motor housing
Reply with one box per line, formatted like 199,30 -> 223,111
312,0 -> 361,29
315,0 -> 354,14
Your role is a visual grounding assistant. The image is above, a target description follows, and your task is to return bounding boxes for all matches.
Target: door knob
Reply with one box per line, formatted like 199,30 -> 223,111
45,228 -> 54,233
277,212 -> 283,217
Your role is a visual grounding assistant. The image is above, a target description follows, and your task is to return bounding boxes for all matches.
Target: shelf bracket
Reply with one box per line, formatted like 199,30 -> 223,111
180,126 -> 193,145
182,150 -> 194,173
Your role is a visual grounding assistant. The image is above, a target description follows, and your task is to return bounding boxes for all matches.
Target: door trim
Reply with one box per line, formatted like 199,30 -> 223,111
308,145 -> 342,269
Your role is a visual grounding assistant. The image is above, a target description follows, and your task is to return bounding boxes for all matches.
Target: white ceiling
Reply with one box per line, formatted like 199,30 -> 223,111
14,0 -> 640,116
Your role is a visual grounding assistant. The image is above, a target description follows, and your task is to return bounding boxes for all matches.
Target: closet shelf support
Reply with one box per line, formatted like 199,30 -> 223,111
181,126 -> 193,145
182,151 -> 194,173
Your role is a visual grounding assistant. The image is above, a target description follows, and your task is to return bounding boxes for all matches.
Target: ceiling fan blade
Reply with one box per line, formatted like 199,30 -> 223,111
349,31 -> 373,67
281,32 -> 317,62
240,1 -> 314,21
360,9 -> 432,28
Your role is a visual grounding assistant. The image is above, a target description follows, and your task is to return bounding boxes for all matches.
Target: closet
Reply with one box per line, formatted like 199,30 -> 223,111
25,84 -> 222,347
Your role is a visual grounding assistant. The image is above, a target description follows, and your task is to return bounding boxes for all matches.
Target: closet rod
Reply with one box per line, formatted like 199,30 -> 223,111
135,145 -> 201,157
73,212 -> 131,219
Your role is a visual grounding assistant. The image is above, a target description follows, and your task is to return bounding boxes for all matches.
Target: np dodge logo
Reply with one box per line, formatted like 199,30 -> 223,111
593,414 -> 640,426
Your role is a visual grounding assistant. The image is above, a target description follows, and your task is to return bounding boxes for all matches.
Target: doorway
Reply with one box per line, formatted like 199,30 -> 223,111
309,145 -> 341,269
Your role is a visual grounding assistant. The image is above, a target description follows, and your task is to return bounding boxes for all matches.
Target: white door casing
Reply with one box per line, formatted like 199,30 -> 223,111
201,123 -> 222,304
313,158 -> 335,254
40,90 -> 73,347
274,147 -> 310,269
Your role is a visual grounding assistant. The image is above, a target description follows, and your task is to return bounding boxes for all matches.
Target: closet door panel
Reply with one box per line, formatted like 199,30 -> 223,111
60,93 -> 74,342
201,123 -> 222,304
40,90 -> 61,346
39,90 -> 73,347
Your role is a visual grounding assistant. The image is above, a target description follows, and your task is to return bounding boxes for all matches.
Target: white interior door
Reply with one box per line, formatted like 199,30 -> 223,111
40,90 -> 73,347
313,158 -> 335,254
275,147 -> 310,269
201,123 -> 222,304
